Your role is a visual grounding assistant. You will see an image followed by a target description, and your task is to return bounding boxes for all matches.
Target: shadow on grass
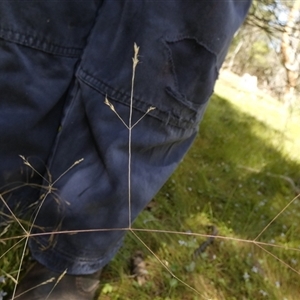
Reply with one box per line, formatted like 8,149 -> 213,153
109,94 -> 300,299
2,94 -> 300,300
187,94 -> 300,239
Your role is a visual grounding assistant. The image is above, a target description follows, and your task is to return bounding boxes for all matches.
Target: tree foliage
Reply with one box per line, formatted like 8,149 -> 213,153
225,0 -> 300,104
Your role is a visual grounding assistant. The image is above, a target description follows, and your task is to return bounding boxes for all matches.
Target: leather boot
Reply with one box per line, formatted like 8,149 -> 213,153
13,262 -> 101,300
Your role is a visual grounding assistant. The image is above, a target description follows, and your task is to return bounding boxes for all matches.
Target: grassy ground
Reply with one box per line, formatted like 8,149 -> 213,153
98,73 -> 300,299
1,71 -> 300,299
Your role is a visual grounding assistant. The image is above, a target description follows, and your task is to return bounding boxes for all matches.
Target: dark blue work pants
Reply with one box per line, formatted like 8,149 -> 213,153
0,1 -> 251,274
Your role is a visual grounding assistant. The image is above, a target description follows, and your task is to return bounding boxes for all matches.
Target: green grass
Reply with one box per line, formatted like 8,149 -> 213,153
98,76 -> 300,299
1,73 -> 300,300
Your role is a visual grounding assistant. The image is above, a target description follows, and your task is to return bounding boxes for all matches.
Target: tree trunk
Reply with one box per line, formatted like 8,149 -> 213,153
228,40 -> 243,71
281,0 -> 300,106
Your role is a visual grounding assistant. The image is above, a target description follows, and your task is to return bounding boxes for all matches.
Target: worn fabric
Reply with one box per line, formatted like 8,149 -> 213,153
0,0 -> 252,275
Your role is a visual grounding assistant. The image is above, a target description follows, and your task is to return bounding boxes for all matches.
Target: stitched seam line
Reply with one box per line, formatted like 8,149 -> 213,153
165,34 -> 220,57
77,67 -> 198,129
0,27 -> 82,57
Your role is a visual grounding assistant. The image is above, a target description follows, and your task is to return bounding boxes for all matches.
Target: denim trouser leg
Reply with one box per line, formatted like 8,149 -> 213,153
0,1 -> 252,275
0,0 -> 102,213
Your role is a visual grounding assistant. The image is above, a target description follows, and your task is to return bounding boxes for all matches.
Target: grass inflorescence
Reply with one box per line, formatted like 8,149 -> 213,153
99,71 -> 300,299
1,48 -> 300,300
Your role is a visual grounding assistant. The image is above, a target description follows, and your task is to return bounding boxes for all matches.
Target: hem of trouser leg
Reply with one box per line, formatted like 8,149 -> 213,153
28,238 -> 123,275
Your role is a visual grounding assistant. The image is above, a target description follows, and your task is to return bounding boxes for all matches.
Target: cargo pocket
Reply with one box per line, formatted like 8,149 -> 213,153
165,37 -> 218,107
